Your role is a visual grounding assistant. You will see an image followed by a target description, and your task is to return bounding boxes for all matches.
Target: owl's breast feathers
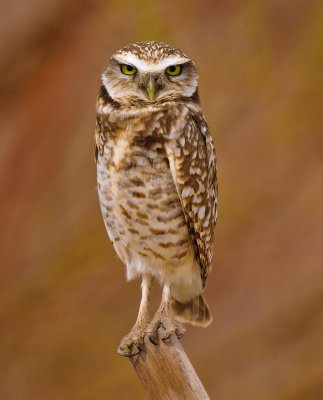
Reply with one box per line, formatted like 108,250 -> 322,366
95,94 -> 217,287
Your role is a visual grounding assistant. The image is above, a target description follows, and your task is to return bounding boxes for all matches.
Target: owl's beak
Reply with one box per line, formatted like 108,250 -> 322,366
146,78 -> 156,101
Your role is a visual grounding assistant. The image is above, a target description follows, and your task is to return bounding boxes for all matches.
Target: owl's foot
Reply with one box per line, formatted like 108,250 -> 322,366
147,309 -> 185,345
118,321 -> 149,357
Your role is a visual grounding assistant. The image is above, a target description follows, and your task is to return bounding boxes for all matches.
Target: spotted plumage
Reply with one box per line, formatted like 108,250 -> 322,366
95,41 -> 217,356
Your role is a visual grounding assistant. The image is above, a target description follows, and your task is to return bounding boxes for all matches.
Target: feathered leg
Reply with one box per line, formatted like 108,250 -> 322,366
118,274 -> 153,357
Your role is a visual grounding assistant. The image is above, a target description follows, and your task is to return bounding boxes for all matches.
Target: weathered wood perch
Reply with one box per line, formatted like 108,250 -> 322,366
129,334 -> 210,400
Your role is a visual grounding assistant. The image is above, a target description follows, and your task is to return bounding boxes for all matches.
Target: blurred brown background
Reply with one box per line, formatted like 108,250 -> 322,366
1,1 -> 323,399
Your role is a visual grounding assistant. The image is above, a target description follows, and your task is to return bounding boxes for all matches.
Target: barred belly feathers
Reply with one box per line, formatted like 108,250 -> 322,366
95,41 -> 217,356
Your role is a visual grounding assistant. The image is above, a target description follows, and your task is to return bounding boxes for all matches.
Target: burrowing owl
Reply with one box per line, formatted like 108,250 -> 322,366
95,41 -> 217,356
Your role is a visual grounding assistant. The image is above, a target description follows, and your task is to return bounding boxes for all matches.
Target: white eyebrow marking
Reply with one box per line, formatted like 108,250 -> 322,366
113,53 -> 190,72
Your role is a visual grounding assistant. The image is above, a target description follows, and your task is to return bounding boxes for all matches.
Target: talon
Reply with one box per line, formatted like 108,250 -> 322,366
118,341 -> 141,357
146,309 -> 184,344
118,284 -> 186,356
162,333 -> 172,341
175,324 -> 186,339
147,321 -> 160,345
162,329 -> 174,341
161,324 -> 175,341
149,334 -> 159,345
118,345 -> 131,357
118,321 -> 149,357
175,329 -> 185,339
131,344 -> 141,356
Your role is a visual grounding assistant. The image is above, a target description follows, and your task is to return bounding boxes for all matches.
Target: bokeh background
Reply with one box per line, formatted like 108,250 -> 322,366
1,1 -> 323,399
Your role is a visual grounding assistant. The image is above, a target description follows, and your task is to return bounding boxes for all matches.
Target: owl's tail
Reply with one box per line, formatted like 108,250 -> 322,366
170,294 -> 212,327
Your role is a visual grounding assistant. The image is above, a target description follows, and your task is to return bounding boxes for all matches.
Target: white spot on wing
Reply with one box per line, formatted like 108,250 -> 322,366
198,206 -> 206,219
182,187 -> 194,197
179,137 -> 185,146
203,218 -> 210,228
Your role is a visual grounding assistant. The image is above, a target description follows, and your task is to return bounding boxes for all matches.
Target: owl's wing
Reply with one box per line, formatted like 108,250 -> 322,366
164,107 -> 217,287
94,114 -> 105,163
94,129 -> 99,163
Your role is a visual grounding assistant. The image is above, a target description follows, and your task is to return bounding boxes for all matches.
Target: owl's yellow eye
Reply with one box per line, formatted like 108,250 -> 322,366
165,65 -> 182,76
121,64 -> 137,75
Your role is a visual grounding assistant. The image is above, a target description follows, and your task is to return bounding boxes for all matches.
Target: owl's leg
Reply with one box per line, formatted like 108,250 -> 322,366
118,274 -> 153,357
147,284 -> 185,345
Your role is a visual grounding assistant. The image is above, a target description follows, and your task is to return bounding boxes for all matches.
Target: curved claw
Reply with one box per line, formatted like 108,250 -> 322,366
118,310 -> 186,356
147,320 -> 161,345
118,323 -> 148,357
148,334 -> 159,345
161,325 -> 175,341
118,345 -> 141,357
174,322 -> 186,339
146,313 -> 185,344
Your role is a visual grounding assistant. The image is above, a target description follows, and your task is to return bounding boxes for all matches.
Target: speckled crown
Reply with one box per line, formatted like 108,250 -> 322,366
114,41 -> 188,62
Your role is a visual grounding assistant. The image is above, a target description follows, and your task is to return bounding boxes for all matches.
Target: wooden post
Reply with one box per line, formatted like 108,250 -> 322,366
129,334 -> 210,400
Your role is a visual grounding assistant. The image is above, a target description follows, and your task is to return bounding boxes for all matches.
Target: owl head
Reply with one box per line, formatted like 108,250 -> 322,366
101,41 -> 199,105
